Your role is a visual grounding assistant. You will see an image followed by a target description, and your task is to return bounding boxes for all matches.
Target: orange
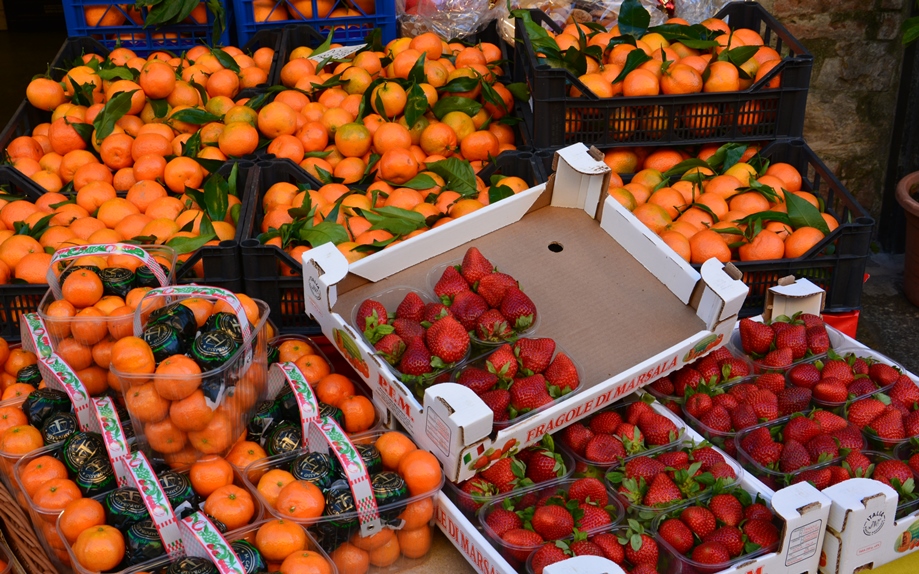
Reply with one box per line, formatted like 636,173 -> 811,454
330,542 -> 370,574
59,498 -> 106,544
0,235 -> 43,272
257,469 -> 297,509
19,455 -> 68,498
647,188 -> 686,219
315,374 -> 355,408
110,336 -> 156,376
258,101 -> 299,139
368,535 -> 400,567
145,418 -> 188,454
219,121 -> 260,157
57,336 -> 93,371
294,354 -> 331,382
169,389 -> 214,432
632,203 -> 672,234
784,227 -> 825,259
399,497 -> 435,530
397,450 -> 442,495
335,123 -> 373,158
71,306 -> 108,345
76,365 -> 109,396
33,477 -> 81,514
212,292 -> 260,326
188,409 -> 234,454
660,230 -> 692,262
0,406 -> 27,437
275,480 -> 325,519
256,519 -> 308,562
370,82 -> 407,118
5,348 -> 37,376
189,455 -> 235,498
729,192 -> 770,214
226,440 -> 268,481
278,340 -> 312,363
397,527 -> 432,559
125,382 -> 170,423
280,551 -> 333,574
339,395 -> 376,433
738,229 -> 785,261
153,354 -> 201,401
688,229 -> 732,264
13,252 -> 52,284
73,525 -> 125,572
139,60 -> 177,99
2,384 -> 35,401
205,484 -> 255,530
766,162 -> 803,192
179,297 -> 214,328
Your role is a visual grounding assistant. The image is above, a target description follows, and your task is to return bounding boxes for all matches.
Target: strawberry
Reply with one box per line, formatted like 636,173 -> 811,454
460,247 -> 494,284
714,392 -> 740,410
829,425 -> 864,449
730,403 -> 758,431
434,265 -> 470,303
655,451 -> 690,470
756,373 -> 787,394
544,353 -> 580,395
779,439 -> 813,472
527,449 -> 566,484
747,440 -> 783,467
813,410 -> 849,433
570,540 -> 604,557
708,493 -> 744,527
869,363 -> 900,387
425,315 -> 470,364
806,434 -> 839,461
849,378 -> 881,398
530,542 -> 568,574
828,465 -> 852,486
392,318 -> 425,343
457,367 -> 498,395
614,423 -> 644,445
711,347 -> 735,362
890,376 -> 919,409
744,503 -> 773,522
484,507 -> 522,536
672,367 -> 703,396
399,339 -> 433,377
624,456 -> 666,480
813,380 -> 849,403
650,377 -> 675,395
532,504 -> 574,540
422,302 -> 452,324
659,518 -> 694,553
905,411 -> 919,436
395,292 -> 425,322
844,451 -> 874,477
777,387 -> 812,416
705,526 -> 744,557
852,358 -> 871,376
636,412 -> 679,446
514,338 -> 555,375
568,478 -> 608,506
481,459 -> 519,491
356,299 -> 388,331
685,393 -> 713,419
821,360 -> 855,385
500,529 -> 544,562
722,357 -> 751,380
591,533 -> 624,564
486,344 -> 518,380
800,314 -> 825,329
692,541 -> 731,565
762,347 -> 794,369
873,460 -> 914,489
474,309 -> 513,342
868,408 -> 905,441
743,519 -> 780,548
741,426 -> 773,451
450,290 -> 488,331
681,506 -> 717,538
909,453 -> 919,477
696,357 -> 721,384
578,503 -> 612,530
584,434 -> 626,463
699,405 -> 732,432
771,322 -> 792,336
891,401 -> 912,417
788,363 -> 821,389
784,416 -> 821,444
749,389 -> 778,420
458,478 -> 495,512
589,411 -> 623,435
624,533 -> 658,566
643,473 -> 683,507
775,324 -> 807,359
480,389 -> 510,419
691,447 -> 725,470
374,333 -> 406,365
500,287 -> 537,331
509,375 -> 552,417
560,423 -> 594,455
476,272 -> 518,308
806,326 -> 830,355
739,318 -> 774,355
625,401 -> 654,424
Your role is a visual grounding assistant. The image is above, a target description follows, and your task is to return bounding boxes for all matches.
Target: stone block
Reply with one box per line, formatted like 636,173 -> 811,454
877,12 -> 902,40
880,0 -> 903,10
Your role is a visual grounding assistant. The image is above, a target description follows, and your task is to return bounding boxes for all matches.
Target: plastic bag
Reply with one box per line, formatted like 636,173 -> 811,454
496,0 -> 668,43
396,0 -> 501,40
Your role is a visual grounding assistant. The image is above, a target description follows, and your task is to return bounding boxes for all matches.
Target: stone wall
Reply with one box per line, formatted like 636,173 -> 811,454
754,0 -> 913,217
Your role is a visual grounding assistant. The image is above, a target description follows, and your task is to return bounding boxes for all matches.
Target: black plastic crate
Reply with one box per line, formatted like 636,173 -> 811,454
514,2 -> 813,148
239,151 -> 547,334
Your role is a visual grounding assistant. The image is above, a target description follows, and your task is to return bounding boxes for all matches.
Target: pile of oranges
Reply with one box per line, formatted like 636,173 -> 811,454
252,0 -> 376,22
47,453 -> 258,571
0,340 -> 40,401
601,144 -> 838,264
252,430 -> 441,573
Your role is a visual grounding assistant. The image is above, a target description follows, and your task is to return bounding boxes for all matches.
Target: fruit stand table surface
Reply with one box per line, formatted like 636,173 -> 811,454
413,529 -> 476,574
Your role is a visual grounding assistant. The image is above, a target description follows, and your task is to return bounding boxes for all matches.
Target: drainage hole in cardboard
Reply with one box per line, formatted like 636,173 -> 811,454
548,242 -> 563,253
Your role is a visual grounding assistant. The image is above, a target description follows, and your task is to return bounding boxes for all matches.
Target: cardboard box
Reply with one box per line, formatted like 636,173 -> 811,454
300,143 -> 748,482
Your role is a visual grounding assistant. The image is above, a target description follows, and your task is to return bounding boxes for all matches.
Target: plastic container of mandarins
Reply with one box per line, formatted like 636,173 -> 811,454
477,478 -> 625,569
111,285 -> 271,465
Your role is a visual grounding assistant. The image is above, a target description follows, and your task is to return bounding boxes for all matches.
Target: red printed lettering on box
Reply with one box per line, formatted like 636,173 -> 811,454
526,390 -> 614,442
613,356 -> 678,399
375,374 -> 414,423
437,506 -> 498,574
743,567 -> 763,574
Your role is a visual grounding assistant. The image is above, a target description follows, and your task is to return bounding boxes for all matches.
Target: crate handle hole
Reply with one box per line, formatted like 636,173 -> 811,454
548,242 -> 563,253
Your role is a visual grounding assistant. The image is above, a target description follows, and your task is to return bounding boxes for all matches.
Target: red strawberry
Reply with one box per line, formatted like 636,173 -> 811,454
474,309 -> 513,342
655,451 -> 690,470
500,287 -> 537,332
806,434 -> 839,461
696,357 -> 722,384
458,478 -> 495,512
800,314 -> 825,329
356,299 -> 388,331
829,425 -> 864,449
584,435 -> 626,463
484,507 -> 522,536
749,389 -> 778,420
779,439 -> 813,472
788,363 -> 821,389
685,393 -> 713,419
741,426 -> 773,451
869,363 -> 900,386
873,460 -> 914,490
374,333 -> 406,365
624,533 -> 658,566
392,318 -> 425,343
637,411 -> 679,446
544,353 -> 580,395
614,423 -> 644,445
672,367 -> 703,396
849,378 -> 881,398
844,451 -> 874,477
457,366 -> 498,394
643,473 -> 683,507
530,542 -> 568,574
806,326 -> 830,355
509,375 -> 552,416
514,338 -> 555,374
692,541 -> 731,565
711,347 -> 735,362
460,247 -> 494,284
744,503 -> 773,521
624,456 -> 667,480
481,459 -> 518,491
771,322 -> 792,336
527,449 -> 566,484
775,325 -> 807,359
747,440 -> 783,467
708,493 -> 743,527
777,387 -> 813,416
909,453 -> 919,477
691,447 -> 725,470
869,408 -> 905,441
659,518 -> 694,553
486,344 -> 518,380
589,411 -> 623,435
813,380 -> 849,403
905,411 -> 919,436
591,533 -> 624,564
425,315 -> 470,363
560,423 -> 594,455
480,389 -> 510,419
743,519 -> 780,548
890,376 -> 919,409
713,393 -> 740,410
434,265 -> 470,302
500,529 -> 544,562
395,292 -> 425,322
650,377 -> 676,395
730,403 -> 758,431
699,405 -> 732,432
532,504 -> 574,540
422,302 -> 452,324
813,410 -> 849,433
722,357 -> 751,380
568,478 -> 608,506
570,540 -> 604,557
828,465 -> 851,486
762,347 -> 794,369
450,290 -> 488,331
728,383 -> 757,401
784,416 -> 821,444
705,526 -> 744,557
821,360 -> 855,385
852,357 -> 871,376
680,506 -> 717,538
476,272 -> 518,308
578,503 -> 612,530
625,401 -> 654,424
399,339 -> 433,376
756,373 -> 787,394
739,318 -> 774,355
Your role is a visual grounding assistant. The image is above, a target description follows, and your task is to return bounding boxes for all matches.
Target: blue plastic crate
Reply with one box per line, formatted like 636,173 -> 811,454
232,0 -> 396,47
61,0 -> 232,56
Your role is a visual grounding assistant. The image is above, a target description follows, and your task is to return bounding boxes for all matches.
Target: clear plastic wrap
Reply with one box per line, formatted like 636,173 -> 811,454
397,0 -> 501,40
